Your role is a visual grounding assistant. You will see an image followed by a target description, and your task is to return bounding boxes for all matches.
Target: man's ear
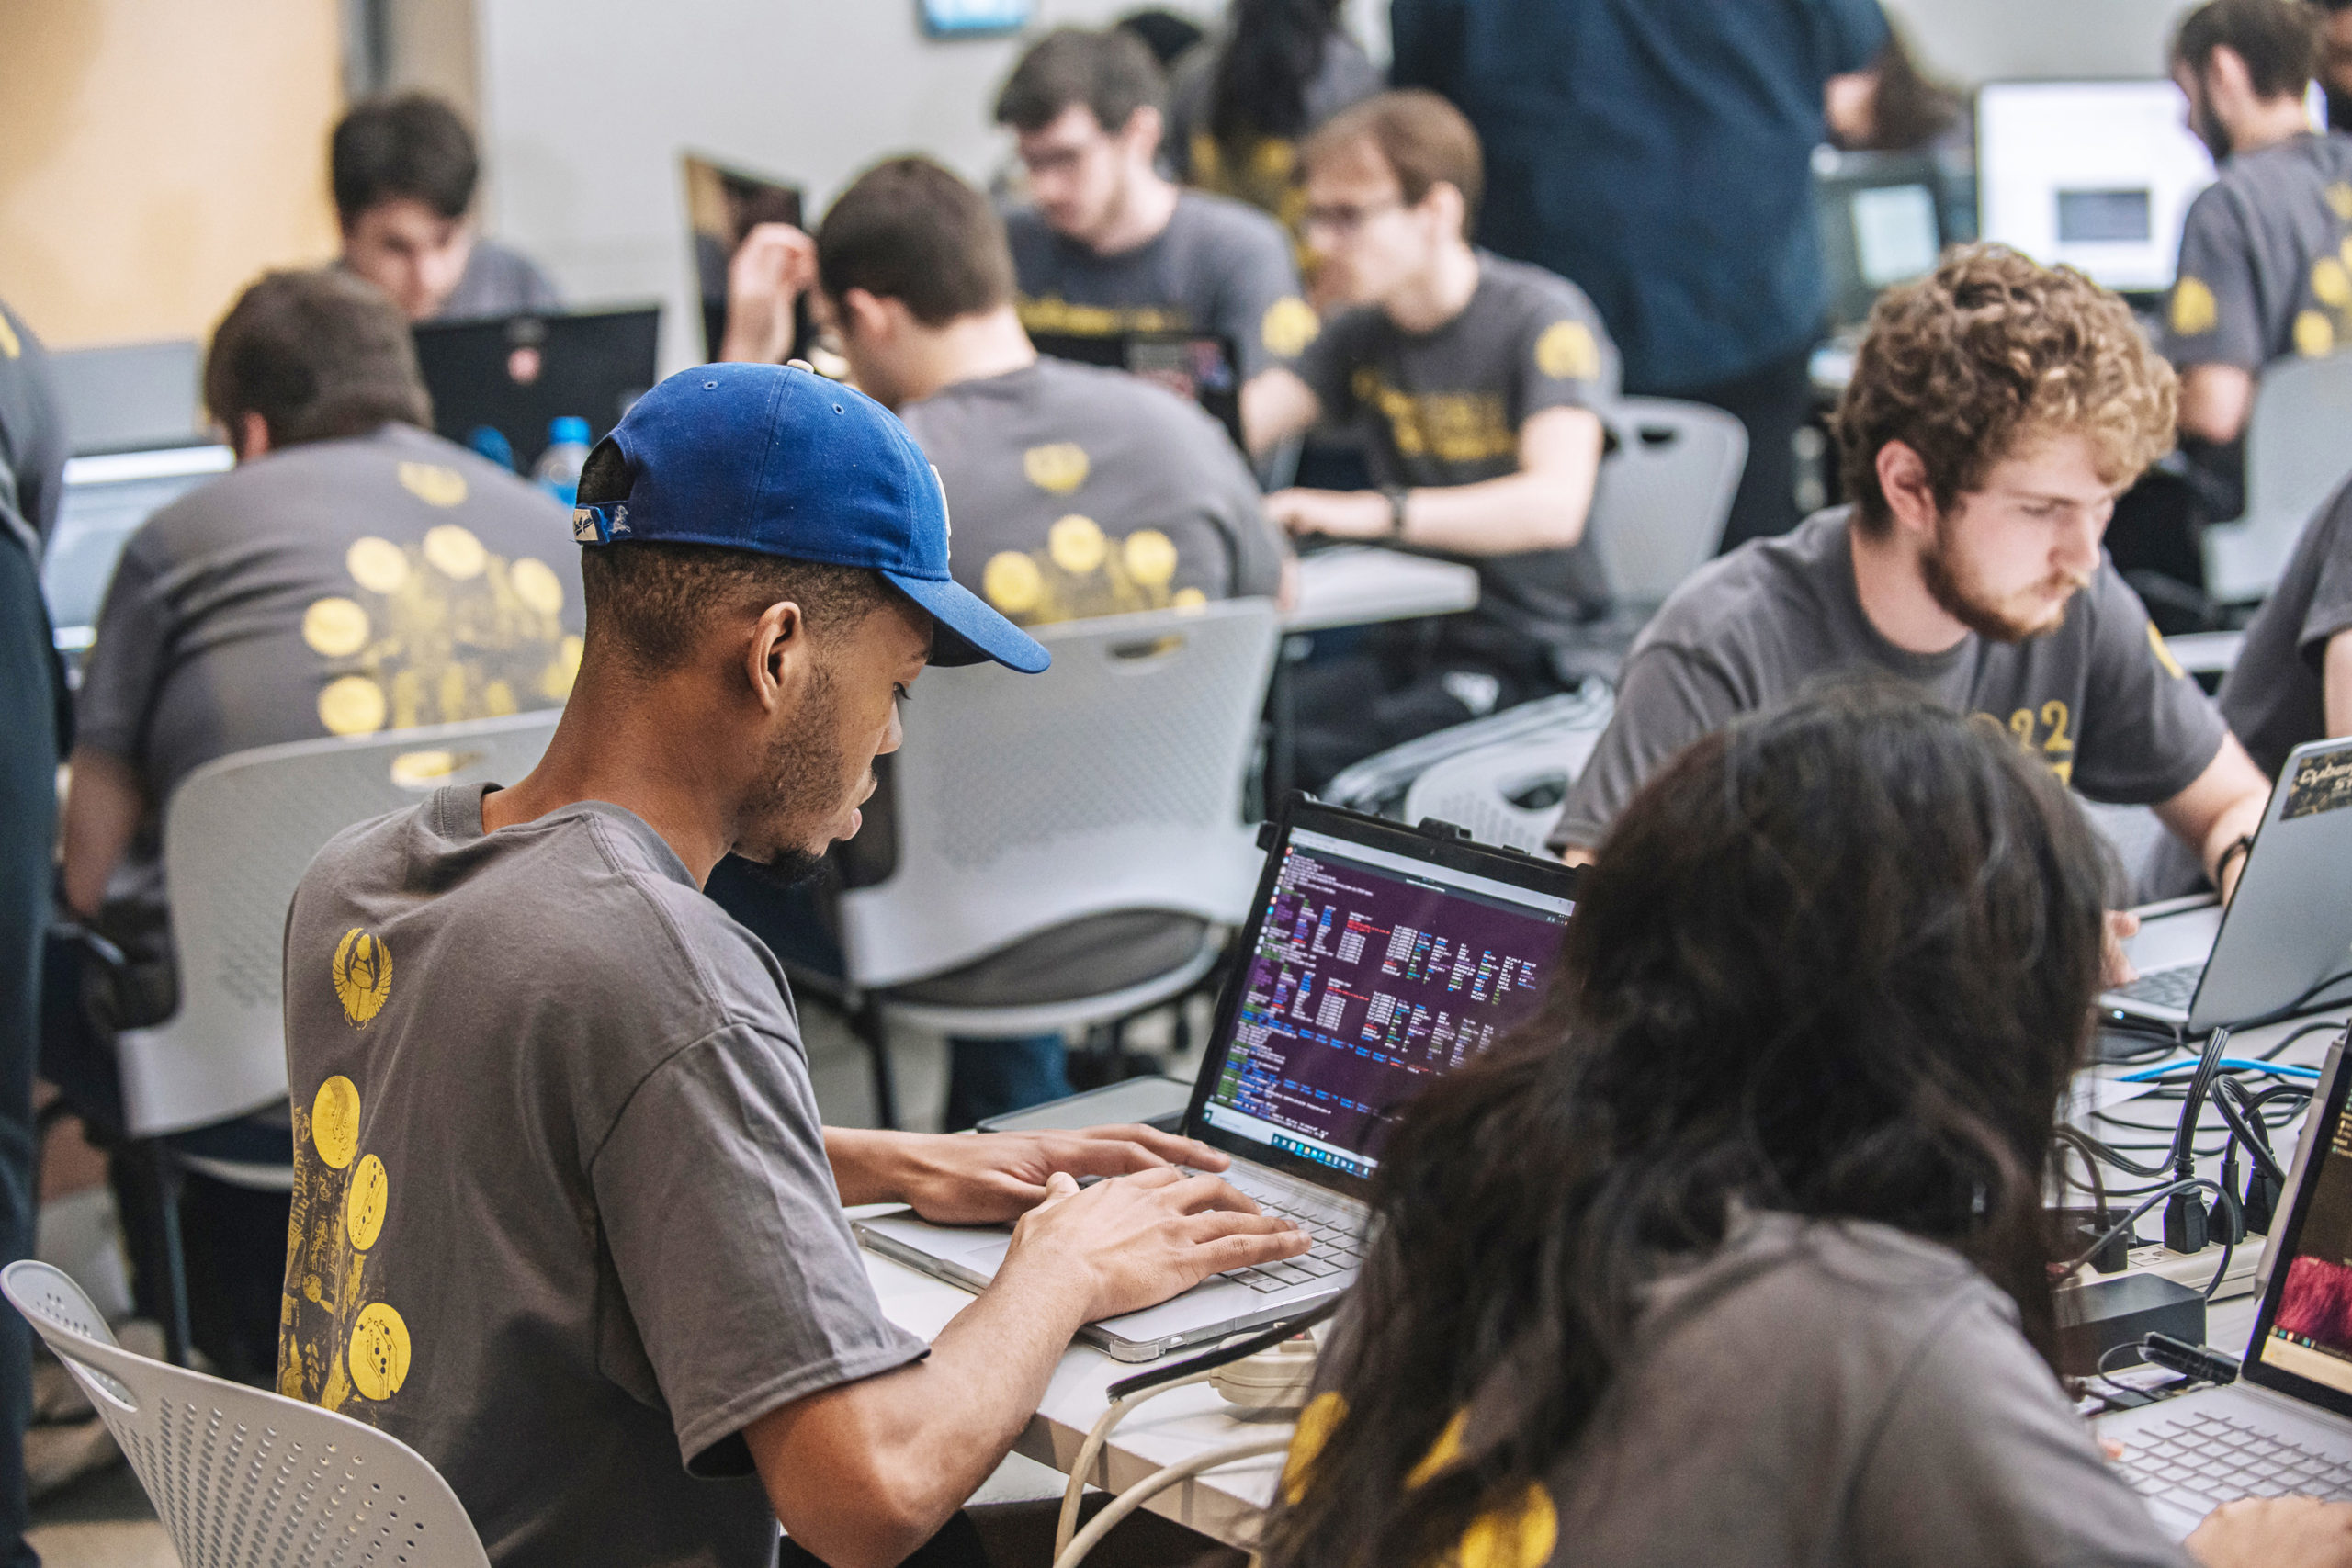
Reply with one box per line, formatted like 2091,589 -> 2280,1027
232,412 -> 273,464
747,599 -> 809,715
1873,440 -> 1940,540
1122,104 -> 1165,163
840,288 -> 896,344
1420,181 -> 1467,242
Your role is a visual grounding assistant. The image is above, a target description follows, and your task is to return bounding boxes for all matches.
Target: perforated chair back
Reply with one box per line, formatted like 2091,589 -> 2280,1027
2204,353 -> 2352,604
119,710 -> 562,1137
4,1260 -> 489,1567
839,600 -> 1279,991
1398,689 -> 1617,854
1587,398 -> 1748,605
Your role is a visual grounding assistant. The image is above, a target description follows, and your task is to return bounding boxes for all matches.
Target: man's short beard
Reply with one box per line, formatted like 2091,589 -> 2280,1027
1918,515 -> 2081,644
740,660 -> 853,888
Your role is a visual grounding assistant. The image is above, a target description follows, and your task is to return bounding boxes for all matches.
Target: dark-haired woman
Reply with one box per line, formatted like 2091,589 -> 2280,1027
1166,0 -> 1380,267
1267,683 -> 2352,1568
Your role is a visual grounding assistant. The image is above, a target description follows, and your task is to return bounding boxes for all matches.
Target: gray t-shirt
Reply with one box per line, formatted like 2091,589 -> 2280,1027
76,423 -> 582,927
1297,252 -> 1622,644
898,356 -> 1286,628
280,784 -> 926,1568
0,300 -> 65,558
2221,473 -> 2352,777
2164,132 -> 2352,370
434,237 -> 563,322
1007,189 -> 1313,379
1550,508 -> 2229,852
1521,1213 -> 2189,1568
1164,32 -> 1383,250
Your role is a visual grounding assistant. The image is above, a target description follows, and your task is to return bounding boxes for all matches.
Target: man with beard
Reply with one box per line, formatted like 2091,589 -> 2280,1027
276,362 -> 1307,1568
1547,246 -> 2271,934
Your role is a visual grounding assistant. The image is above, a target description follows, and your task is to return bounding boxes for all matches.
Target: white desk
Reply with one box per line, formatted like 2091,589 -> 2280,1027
1285,547 -> 1479,633
865,1245 -> 1283,1551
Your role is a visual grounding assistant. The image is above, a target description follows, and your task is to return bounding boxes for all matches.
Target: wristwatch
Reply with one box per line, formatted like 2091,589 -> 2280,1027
1381,484 -> 1409,540
2216,832 -> 2255,885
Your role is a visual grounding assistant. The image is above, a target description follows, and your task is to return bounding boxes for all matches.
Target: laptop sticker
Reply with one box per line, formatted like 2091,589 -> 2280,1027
2285,743 -> 2352,821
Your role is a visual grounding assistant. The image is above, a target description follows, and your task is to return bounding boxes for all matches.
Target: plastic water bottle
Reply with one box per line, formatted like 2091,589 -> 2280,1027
533,416 -> 592,507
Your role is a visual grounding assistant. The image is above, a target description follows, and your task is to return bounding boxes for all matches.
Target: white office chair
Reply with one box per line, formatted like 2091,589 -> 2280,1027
2202,353 -> 2352,605
1398,690 -> 1619,856
1588,397 -> 1749,607
82,711 -> 560,1363
4,1259 -> 490,1568
835,601 -> 1280,1125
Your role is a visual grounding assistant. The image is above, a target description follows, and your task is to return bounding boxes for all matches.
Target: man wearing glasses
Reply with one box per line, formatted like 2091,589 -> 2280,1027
1249,90 -> 1620,785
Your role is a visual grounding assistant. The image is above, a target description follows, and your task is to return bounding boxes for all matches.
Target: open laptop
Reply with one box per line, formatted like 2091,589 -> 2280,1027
411,306 -> 660,473
1813,149 -> 1947,335
1029,330 -> 1246,453
854,796 -> 1578,1360
2098,1036 -> 2352,1532
42,443 -> 234,668
2100,737 -> 2352,1036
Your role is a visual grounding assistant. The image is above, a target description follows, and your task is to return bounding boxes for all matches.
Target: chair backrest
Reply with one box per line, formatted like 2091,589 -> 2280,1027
1398,690 -> 1618,855
4,1259 -> 490,1568
2203,352 -> 2352,604
1587,397 -> 1748,605
119,710 -> 562,1138
838,600 -> 1280,991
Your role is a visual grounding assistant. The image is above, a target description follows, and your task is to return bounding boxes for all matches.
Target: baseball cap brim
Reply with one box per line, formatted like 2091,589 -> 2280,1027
885,570 -> 1051,673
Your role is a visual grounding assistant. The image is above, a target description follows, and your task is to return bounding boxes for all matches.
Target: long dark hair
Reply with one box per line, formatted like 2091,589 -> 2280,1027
1262,680 -> 2109,1568
1208,0 -> 1344,144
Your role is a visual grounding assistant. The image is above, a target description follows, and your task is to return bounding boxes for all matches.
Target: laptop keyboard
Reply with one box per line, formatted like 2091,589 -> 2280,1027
1206,1166 -> 1364,1293
2111,963 -> 2202,1010
2114,1411 -> 2352,1506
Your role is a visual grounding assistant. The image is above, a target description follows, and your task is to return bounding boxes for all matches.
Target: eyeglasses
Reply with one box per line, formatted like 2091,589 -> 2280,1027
1302,197 -> 1403,238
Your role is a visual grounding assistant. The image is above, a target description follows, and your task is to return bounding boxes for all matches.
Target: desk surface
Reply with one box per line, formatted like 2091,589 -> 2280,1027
1286,547 -> 1479,633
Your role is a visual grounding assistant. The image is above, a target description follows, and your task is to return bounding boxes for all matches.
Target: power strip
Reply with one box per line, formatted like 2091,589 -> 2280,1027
2113,1238 -> 2262,1300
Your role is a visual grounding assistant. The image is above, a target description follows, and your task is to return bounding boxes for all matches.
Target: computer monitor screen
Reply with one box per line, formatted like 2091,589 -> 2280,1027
1977,80 -> 2216,292
2256,1063 -> 2352,1404
1815,152 -> 1946,331
1030,330 -> 1247,451
1199,826 -> 1573,1179
43,445 -> 234,659
412,307 -> 660,471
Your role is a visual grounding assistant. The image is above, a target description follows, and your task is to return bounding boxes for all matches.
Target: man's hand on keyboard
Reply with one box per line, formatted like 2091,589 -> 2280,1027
2103,908 -> 2142,987
1001,1167 -> 1311,1324
2188,1495 -> 2352,1568
889,1124 -> 1234,1225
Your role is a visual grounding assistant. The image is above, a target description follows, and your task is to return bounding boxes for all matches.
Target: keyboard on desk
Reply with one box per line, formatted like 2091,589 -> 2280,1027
1209,1165 -> 1364,1294
2116,1410 -> 2352,1507
2111,963 -> 2202,1011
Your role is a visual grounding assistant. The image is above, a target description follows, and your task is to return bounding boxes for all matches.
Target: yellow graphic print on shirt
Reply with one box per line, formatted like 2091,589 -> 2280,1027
281,1057 -> 411,1413
330,928 -> 392,1028
0,314 -> 18,360
1191,130 -> 1317,270
1283,1393 -> 1558,1568
981,514 -> 1205,627
1533,320 -> 1601,381
1023,442 -> 1091,495
1973,700 -> 2076,788
2292,220 -> 2352,358
1262,296 -> 1321,359
1351,368 -> 1518,465
2171,276 -> 2219,337
301,506 -> 581,738
1018,296 -> 1184,339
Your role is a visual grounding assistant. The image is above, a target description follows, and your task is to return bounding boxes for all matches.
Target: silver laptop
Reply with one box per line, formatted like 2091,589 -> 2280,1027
854,797 -> 1579,1360
2100,738 -> 2352,1035
2098,1038 -> 2352,1532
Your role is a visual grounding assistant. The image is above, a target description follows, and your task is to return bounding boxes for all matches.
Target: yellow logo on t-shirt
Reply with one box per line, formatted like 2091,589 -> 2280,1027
1351,369 -> 1518,465
982,521 -> 1195,626
397,462 -> 468,508
2170,276 -> 2219,337
0,315 -> 18,361
330,930 -> 392,1029
2328,181 -> 2352,221
2297,309 -> 2337,358
1017,296 -> 1182,338
1023,442 -> 1091,495
2148,621 -> 2188,680
1262,296 -> 1320,358
1533,320 -> 1601,380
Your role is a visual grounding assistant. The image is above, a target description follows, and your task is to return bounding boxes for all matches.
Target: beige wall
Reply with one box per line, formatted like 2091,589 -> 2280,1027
0,0 -> 345,350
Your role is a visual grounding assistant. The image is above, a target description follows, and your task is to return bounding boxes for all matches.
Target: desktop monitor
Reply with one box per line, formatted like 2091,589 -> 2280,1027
1977,79 -> 2217,294
1815,149 -> 1948,333
43,444 -> 234,661
411,306 -> 661,472
1029,330 -> 1247,452
683,153 -> 808,362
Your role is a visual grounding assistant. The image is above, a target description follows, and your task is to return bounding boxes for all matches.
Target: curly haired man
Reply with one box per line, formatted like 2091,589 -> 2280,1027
1548,245 -> 2271,971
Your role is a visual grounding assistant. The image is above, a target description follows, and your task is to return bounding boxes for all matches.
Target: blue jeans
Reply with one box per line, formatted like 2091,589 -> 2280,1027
944,1036 -> 1071,1131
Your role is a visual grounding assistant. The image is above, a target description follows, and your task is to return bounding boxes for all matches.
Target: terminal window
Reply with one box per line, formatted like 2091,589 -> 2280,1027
1206,838 -> 1567,1175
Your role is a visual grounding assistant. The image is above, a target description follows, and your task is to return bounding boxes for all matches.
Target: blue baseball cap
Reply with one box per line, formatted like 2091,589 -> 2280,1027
571,362 -> 1048,673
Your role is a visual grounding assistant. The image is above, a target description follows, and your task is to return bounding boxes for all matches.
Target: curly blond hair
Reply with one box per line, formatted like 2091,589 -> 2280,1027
1835,243 -> 2177,532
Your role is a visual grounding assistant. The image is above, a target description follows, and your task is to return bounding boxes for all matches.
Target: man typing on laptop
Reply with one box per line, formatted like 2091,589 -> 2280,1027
1547,245 -> 2271,986
275,365 -> 1306,1568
